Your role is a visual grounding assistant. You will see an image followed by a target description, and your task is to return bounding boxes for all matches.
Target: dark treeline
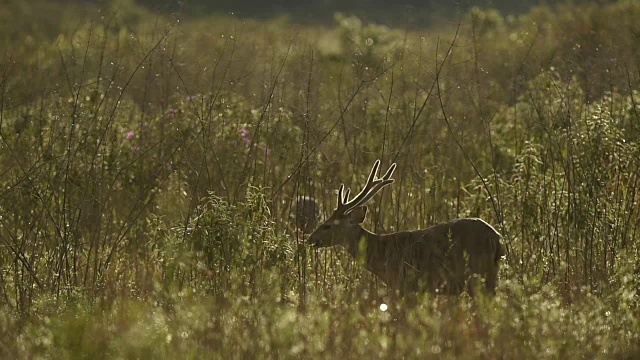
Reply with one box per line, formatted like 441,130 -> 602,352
63,0 -> 616,25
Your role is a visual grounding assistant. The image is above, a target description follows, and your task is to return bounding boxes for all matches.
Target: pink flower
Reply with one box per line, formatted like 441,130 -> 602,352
126,130 -> 135,140
240,127 -> 251,146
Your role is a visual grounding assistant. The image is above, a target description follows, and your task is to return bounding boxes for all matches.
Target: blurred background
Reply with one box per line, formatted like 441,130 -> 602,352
40,0 -> 616,25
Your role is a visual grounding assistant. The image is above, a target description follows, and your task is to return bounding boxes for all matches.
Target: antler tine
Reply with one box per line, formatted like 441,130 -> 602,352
348,162 -> 396,209
366,159 -> 381,185
343,188 -> 352,203
336,184 -> 350,213
381,163 -> 396,181
335,160 -> 396,215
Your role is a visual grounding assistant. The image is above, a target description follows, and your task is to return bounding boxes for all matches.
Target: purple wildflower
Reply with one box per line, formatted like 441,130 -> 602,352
167,108 -> 178,117
126,130 -> 135,140
240,127 -> 252,146
133,145 -> 140,153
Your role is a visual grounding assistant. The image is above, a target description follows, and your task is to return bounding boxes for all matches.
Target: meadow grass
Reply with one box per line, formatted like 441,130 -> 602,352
1,0 -> 639,358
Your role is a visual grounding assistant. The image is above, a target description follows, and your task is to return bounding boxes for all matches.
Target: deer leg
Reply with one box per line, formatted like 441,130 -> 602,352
466,254 -> 495,297
485,262 -> 498,295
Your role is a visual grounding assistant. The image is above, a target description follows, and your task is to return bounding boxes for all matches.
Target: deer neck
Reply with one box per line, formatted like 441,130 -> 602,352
343,227 -> 384,259
343,227 -> 399,287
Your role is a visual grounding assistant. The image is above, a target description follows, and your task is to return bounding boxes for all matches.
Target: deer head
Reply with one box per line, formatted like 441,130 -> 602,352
308,160 -> 396,248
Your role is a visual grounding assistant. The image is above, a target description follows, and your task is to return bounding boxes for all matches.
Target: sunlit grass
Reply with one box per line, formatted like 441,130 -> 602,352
1,0 -> 639,358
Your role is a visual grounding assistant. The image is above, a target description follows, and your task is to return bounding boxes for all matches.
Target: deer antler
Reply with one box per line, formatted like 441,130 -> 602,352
335,160 -> 396,215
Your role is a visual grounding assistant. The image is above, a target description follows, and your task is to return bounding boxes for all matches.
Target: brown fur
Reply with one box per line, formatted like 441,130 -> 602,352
309,160 -> 506,295
308,161 -> 506,297
310,213 -> 505,296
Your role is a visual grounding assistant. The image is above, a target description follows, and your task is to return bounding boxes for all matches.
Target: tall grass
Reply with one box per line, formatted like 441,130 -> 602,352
1,0 -> 639,358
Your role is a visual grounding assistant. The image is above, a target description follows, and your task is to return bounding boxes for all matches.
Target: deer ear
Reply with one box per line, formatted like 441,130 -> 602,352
349,206 -> 368,224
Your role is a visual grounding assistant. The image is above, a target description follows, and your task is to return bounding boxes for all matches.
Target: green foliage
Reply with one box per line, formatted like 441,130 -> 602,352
1,0 -> 640,358
327,13 -> 402,69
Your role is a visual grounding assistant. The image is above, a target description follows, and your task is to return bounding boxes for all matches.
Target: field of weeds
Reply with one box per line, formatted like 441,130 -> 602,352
0,1 -> 639,358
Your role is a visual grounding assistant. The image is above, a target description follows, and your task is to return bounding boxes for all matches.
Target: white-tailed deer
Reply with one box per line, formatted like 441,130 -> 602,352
308,160 -> 506,296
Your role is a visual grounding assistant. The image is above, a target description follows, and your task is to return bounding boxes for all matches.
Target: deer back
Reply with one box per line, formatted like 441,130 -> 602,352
359,218 -> 502,295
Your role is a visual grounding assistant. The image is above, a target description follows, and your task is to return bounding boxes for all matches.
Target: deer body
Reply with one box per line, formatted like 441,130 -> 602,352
308,160 -> 506,296
337,218 -> 503,295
